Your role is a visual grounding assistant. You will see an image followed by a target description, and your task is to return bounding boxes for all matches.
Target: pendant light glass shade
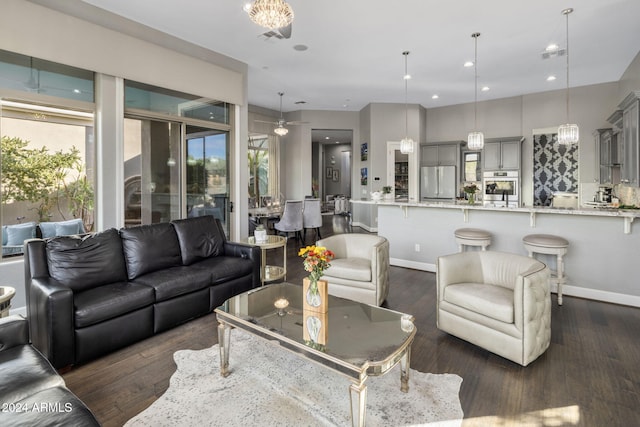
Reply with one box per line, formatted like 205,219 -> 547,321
557,8 -> 579,146
400,51 -> 414,154
274,125 -> 288,136
467,32 -> 484,150
467,131 -> 485,150
248,0 -> 294,30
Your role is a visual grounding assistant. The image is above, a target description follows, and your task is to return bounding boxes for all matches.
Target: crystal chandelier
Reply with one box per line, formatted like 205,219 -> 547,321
247,0 -> 294,30
400,51 -> 414,154
557,8 -> 579,146
467,32 -> 484,150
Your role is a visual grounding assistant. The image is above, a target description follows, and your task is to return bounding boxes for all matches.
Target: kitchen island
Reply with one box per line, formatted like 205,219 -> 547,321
351,199 -> 640,307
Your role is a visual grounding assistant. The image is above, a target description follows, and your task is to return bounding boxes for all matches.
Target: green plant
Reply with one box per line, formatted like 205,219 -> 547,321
1,136 -> 85,222
382,186 -> 393,194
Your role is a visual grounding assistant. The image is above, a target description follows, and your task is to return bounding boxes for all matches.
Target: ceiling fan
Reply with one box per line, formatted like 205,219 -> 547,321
255,92 -> 307,136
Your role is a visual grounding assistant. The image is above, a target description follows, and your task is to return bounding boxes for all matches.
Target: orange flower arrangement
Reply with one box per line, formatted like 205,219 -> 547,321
298,245 -> 335,284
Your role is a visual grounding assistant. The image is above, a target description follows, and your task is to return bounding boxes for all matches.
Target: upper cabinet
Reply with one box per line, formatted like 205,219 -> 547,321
595,128 -> 620,184
421,143 -> 459,167
482,139 -> 521,171
619,91 -> 640,186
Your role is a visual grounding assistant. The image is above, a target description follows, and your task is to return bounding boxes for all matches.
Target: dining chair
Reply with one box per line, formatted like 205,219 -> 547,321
303,198 -> 322,242
274,200 -> 303,241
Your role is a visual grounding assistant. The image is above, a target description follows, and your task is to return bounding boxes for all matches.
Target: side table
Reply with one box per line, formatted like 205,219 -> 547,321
243,235 -> 287,286
0,286 -> 16,317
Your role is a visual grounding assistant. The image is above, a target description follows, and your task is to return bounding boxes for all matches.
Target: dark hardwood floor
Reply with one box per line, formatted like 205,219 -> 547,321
63,214 -> 640,426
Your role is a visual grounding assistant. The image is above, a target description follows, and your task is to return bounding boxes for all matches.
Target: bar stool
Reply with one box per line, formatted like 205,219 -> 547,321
454,228 -> 492,252
522,234 -> 569,305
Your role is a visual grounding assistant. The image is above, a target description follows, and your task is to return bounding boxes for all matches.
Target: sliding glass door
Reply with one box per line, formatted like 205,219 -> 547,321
186,125 -> 230,235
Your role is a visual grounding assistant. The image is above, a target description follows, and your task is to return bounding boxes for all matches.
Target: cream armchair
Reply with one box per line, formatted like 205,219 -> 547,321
316,234 -> 390,306
437,251 -> 550,366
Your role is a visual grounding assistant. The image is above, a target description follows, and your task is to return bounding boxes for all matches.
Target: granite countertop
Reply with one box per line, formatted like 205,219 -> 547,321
351,199 -> 640,218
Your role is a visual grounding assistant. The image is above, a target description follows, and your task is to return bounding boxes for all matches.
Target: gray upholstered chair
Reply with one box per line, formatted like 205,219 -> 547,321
436,251 -> 551,366
303,198 -> 322,242
316,234 -> 390,306
274,200 -> 303,241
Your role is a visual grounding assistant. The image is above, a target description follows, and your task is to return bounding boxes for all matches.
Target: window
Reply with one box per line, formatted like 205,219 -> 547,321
248,135 -> 269,206
1,102 -> 95,258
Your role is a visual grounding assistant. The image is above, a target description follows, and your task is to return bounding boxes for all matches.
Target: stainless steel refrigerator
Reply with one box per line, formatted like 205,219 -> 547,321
421,166 -> 456,200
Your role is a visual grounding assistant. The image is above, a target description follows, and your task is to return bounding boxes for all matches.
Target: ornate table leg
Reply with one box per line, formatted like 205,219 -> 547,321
349,380 -> 367,427
218,322 -> 231,377
399,345 -> 411,393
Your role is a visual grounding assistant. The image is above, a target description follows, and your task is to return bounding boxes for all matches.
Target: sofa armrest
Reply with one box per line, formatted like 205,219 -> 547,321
0,315 -> 29,351
223,241 -> 261,288
28,277 -> 75,369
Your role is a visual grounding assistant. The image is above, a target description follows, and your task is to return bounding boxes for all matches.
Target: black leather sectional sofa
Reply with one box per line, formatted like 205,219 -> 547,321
24,215 -> 260,369
0,315 -> 100,426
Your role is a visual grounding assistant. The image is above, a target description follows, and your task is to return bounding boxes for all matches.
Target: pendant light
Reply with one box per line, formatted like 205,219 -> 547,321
273,92 -> 289,136
467,32 -> 484,150
400,51 -> 414,154
557,8 -> 579,145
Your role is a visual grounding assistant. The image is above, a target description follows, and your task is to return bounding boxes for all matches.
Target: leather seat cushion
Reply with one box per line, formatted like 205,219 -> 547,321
131,266 -> 212,302
0,345 -> 65,404
190,256 -> 255,285
74,282 -> 155,328
325,258 -> 371,282
120,222 -> 183,280
46,228 -> 128,292
444,282 -> 514,324
171,216 -> 224,265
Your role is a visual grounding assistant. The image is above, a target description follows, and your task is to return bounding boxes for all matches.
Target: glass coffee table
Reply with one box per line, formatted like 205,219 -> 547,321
215,283 -> 416,427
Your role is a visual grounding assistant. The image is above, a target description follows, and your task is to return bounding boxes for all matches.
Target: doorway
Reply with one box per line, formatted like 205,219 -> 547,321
312,129 -> 353,210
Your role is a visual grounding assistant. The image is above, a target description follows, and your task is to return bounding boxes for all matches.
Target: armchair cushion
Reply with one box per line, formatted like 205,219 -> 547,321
444,282 -> 514,324
328,258 -> 372,282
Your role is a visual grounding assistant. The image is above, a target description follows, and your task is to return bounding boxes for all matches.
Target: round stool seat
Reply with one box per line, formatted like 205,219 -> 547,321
455,228 -> 492,240
454,228 -> 492,252
522,234 -> 569,250
522,234 -> 569,306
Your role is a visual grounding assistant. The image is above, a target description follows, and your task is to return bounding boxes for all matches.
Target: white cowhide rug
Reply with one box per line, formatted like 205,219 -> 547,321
125,330 -> 464,426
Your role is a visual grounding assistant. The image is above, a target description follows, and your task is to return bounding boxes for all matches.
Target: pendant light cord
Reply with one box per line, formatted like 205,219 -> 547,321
403,51 -> 410,137
564,9 -> 571,124
472,33 -> 480,130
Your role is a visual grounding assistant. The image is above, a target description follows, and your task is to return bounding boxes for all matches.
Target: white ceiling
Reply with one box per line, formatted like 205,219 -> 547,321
75,0 -> 639,114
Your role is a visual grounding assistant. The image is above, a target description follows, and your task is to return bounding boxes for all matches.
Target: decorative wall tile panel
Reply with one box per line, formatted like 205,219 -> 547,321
533,133 -> 579,206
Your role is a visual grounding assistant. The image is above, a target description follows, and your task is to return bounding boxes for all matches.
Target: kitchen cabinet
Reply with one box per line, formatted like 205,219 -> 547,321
421,143 -> 458,167
619,91 -> 640,185
483,140 -> 521,171
594,128 -> 620,184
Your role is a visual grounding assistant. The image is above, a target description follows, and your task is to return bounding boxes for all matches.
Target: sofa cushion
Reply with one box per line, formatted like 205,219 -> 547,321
171,216 -> 224,265
120,222 -> 182,280
324,258 -> 372,282
0,345 -> 65,404
46,229 -> 128,292
190,256 -> 256,285
444,282 -> 514,324
74,282 -> 155,328
5,222 -> 37,246
131,266 -> 212,302
39,218 -> 85,239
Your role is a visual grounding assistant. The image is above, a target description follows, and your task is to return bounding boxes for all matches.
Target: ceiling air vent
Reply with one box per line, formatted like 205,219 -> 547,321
541,48 -> 566,60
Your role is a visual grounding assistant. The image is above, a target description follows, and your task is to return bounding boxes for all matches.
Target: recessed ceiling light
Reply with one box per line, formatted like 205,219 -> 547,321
432,94 -> 439,99
481,86 -> 490,92
464,61 -> 474,68
325,136 -> 330,139
547,75 -> 557,81
293,44 -> 308,51
294,100 -> 306,104
403,74 -> 412,80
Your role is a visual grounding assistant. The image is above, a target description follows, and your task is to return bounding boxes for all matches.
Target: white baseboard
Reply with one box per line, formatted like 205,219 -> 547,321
390,258 -> 640,308
351,222 -> 378,233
